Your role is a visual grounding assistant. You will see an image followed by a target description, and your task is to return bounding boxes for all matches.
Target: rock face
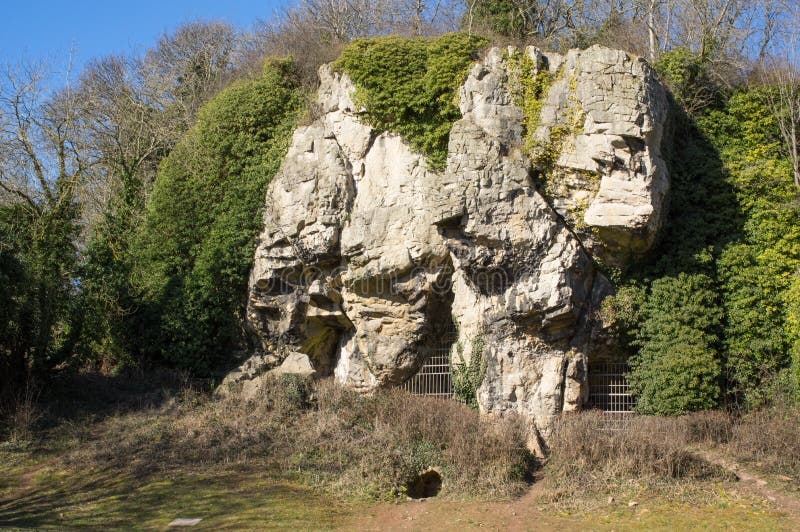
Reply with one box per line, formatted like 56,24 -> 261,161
529,46 -> 669,264
228,45 -> 669,448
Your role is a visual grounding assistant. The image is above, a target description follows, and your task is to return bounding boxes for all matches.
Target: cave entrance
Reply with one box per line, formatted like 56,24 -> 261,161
587,361 -> 636,415
400,321 -> 457,398
400,269 -> 457,399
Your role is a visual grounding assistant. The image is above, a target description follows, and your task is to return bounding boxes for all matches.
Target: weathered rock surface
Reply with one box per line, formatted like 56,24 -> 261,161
223,45 -> 670,448
530,45 -> 669,264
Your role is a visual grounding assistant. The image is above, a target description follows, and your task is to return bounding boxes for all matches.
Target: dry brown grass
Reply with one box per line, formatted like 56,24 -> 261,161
59,375 -> 532,500
544,403 -> 800,509
0,382 -> 42,444
730,404 -> 800,477
542,411 -> 732,508
681,410 -> 735,445
677,402 -> 800,478
11,368 -> 799,507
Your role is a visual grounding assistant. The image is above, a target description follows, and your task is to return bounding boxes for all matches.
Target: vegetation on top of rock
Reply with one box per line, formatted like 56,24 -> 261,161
333,33 -> 488,170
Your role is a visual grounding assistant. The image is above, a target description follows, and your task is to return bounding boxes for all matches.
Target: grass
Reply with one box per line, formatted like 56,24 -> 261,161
0,454 -> 352,529
574,493 -> 790,530
1,443 -> 792,530
1,371 -> 799,529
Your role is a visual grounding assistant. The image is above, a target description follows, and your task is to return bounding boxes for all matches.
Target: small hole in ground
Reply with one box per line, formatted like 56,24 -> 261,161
406,468 -> 442,498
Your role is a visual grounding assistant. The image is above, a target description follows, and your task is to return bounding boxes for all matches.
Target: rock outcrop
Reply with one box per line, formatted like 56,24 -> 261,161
529,46 -> 669,264
225,45 -> 670,448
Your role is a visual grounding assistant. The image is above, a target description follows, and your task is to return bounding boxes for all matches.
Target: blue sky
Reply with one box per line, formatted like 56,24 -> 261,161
0,1 -> 287,70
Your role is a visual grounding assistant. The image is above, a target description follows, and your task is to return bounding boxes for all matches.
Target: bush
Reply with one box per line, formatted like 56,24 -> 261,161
130,58 -> 304,373
698,90 -> 800,403
616,274 -> 723,415
655,48 -> 719,114
333,33 -> 488,169
65,377 -> 533,500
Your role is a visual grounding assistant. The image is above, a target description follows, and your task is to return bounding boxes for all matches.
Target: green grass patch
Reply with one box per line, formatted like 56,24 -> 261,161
0,457 -> 352,530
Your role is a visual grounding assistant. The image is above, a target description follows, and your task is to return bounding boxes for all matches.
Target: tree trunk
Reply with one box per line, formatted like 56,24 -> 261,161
648,0 -> 658,61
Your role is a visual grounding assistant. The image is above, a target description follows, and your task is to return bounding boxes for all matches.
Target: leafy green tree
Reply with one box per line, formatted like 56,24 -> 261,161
130,58 -> 304,373
0,62 -> 85,390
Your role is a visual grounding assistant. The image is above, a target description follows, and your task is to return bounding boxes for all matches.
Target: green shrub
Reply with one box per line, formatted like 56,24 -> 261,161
654,48 -> 718,113
470,0 -> 531,39
625,274 -> 723,415
602,102 -> 731,415
333,33 -> 488,169
131,59 -> 304,373
604,84 -> 800,413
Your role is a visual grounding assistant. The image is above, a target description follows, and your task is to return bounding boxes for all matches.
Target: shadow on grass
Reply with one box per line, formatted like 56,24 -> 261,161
37,369 -> 198,427
0,463 -> 350,529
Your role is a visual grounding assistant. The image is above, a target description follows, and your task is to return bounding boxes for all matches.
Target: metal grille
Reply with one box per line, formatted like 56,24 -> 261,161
401,349 -> 453,398
588,362 -> 635,414
401,326 -> 457,398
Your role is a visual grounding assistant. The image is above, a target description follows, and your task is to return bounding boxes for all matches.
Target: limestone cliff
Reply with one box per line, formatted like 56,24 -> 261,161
222,45 -> 669,447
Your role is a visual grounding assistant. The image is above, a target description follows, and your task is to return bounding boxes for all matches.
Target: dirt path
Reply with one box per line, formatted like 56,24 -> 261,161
695,449 -> 800,522
347,458 -> 800,531
349,482 -> 570,531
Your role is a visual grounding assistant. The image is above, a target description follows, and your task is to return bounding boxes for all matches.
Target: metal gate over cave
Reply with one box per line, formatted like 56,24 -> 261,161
587,362 -> 635,414
401,325 -> 457,399
401,340 -> 636,413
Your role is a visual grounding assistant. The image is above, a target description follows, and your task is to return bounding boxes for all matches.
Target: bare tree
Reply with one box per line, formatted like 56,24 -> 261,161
759,2 -> 800,191
140,21 -> 238,128
256,0 -> 463,86
0,60 -> 93,217
70,21 -> 248,231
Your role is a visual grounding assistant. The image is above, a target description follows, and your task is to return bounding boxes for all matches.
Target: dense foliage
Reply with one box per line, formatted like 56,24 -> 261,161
0,201 -> 80,383
124,59 -> 303,373
701,90 -> 800,402
333,33 -> 488,169
603,50 -> 800,413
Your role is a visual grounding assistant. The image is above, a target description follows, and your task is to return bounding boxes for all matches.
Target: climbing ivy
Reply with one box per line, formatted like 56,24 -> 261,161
505,50 -> 585,190
333,33 -> 488,170
128,59 -> 305,373
452,331 -> 488,408
505,49 -> 555,157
